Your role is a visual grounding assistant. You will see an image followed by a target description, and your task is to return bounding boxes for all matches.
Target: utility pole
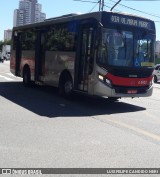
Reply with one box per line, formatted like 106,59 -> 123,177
99,0 -> 102,11
101,0 -> 104,11
99,0 -> 104,11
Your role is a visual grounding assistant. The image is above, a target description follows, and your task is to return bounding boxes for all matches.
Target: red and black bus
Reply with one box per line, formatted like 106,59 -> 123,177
10,11 -> 156,100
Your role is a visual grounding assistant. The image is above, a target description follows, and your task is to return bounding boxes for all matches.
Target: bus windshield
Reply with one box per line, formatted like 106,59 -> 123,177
98,28 -> 155,67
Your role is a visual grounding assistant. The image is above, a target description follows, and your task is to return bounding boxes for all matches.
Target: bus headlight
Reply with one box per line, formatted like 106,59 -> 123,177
98,74 -> 112,87
98,74 -> 104,81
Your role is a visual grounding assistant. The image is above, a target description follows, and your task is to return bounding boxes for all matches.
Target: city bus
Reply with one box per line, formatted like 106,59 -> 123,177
10,11 -> 156,100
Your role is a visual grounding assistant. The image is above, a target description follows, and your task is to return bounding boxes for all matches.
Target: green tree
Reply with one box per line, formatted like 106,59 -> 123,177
4,40 -> 11,45
0,40 -> 4,51
0,40 -> 11,51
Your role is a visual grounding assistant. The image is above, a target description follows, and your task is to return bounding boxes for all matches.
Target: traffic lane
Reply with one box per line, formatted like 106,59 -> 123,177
0,60 -> 10,73
1,80 -> 159,142
0,94 -> 160,168
0,81 -> 160,168
109,87 -> 160,143
154,81 -> 160,89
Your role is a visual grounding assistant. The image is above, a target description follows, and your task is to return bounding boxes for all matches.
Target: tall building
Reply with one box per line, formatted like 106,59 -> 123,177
13,0 -> 46,27
4,29 -> 12,41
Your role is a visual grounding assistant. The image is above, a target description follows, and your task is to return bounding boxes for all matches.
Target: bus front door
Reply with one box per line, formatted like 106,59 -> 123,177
35,31 -> 45,81
75,24 -> 94,92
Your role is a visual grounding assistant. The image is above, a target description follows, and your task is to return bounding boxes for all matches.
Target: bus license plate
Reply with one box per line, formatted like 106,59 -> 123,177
127,90 -> 137,94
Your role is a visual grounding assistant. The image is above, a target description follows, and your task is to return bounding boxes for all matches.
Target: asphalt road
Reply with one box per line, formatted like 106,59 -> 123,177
0,61 -> 160,177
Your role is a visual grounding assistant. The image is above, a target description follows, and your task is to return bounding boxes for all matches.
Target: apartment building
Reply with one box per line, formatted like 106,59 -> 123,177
13,0 -> 46,27
4,29 -> 12,41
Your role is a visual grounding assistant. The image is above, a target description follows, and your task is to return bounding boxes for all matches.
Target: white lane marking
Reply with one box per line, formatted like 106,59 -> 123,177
6,73 -> 14,77
0,74 -> 14,81
6,73 -> 22,80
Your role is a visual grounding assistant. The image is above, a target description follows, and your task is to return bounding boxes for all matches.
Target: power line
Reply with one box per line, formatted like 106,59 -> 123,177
73,0 -> 160,20
124,0 -> 160,1
89,1 -> 99,12
108,0 -> 160,19
73,0 -> 105,11
73,0 -> 97,3
110,0 -> 121,11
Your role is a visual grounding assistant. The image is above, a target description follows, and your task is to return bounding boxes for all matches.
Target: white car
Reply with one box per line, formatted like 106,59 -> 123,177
153,64 -> 160,83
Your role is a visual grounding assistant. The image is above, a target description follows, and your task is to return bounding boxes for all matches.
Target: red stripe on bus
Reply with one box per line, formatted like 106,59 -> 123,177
106,73 -> 153,87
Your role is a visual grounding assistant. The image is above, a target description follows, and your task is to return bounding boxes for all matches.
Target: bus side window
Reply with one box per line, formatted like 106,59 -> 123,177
46,24 -> 76,52
13,36 -> 18,50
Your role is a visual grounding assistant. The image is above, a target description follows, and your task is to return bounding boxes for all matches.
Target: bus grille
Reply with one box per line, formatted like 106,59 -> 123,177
111,69 -> 153,78
114,86 -> 150,94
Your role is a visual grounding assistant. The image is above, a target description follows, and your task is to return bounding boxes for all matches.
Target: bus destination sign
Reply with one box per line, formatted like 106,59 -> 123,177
111,15 -> 151,29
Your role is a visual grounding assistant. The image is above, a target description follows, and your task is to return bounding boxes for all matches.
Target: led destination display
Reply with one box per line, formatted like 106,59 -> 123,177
111,15 -> 151,29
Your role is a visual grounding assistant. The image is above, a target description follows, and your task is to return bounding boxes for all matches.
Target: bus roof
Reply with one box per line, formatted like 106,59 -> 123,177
13,11 -> 155,31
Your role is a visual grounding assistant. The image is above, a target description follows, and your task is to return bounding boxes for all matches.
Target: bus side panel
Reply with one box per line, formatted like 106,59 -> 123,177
43,51 -> 75,87
10,50 -> 16,75
20,50 -> 35,80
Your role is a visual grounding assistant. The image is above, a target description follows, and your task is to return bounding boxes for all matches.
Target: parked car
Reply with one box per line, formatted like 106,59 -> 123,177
153,64 -> 160,83
0,52 -> 4,63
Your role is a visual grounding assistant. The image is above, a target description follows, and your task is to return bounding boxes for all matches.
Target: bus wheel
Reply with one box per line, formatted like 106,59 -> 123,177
59,74 -> 73,98
154,75 -> 157,83
23,67 -> 31,87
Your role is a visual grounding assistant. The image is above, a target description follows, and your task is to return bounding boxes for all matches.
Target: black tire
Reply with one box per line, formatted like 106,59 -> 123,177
23,67 -> 31,87
154,75 -> 158,83
59,74 -> 73,98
